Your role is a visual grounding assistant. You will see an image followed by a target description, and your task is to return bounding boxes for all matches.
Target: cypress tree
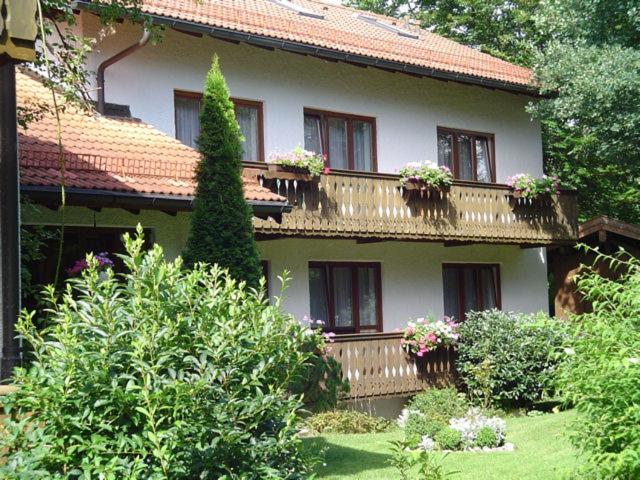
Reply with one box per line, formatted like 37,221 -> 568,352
182,56 -> 262,288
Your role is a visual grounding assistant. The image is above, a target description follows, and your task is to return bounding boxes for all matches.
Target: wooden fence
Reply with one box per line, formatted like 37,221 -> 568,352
330,332 -> 456,399
246,166 -> 578,245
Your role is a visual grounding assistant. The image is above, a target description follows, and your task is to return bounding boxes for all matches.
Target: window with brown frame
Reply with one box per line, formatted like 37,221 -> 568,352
442,264 -> 501,322
308,261 -> 382,332
174,90 -> 264,162
304,109 -> 377,172
437,127 -> 495,183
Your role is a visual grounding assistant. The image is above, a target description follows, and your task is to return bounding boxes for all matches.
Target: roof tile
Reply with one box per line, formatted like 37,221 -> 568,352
17,70 -> 285,204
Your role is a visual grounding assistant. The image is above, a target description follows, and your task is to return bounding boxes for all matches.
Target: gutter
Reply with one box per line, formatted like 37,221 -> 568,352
75,1 -> 538,96
97,28 -> 151,114
21,185 -> 292,216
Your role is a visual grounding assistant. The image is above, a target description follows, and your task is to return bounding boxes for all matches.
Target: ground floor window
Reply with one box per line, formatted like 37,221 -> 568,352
308,261 -> 382,332
442,263 -> 501,321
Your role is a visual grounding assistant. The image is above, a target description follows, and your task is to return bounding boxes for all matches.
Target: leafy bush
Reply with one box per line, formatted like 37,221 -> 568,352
0,228 -> 319,479
304,410 -> 392,434
457,309 -> 568,407
434,427 -> 462,450
407,387 -> 468,428
404,412 -> 443,447
474,427 -> 498,448
557,248 -> 640,479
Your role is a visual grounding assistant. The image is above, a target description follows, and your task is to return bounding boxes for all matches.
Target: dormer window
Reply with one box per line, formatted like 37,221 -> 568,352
267,0 -> 325,19
437,127 -> 495,183
174,90 -> 264,162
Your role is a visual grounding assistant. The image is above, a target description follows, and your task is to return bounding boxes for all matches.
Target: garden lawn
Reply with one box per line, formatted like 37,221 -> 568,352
306,410 -> 581,480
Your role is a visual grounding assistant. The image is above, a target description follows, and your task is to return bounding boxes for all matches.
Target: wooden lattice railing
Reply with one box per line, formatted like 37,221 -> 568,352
245,165 -> 578,245
330,332 -> 456,399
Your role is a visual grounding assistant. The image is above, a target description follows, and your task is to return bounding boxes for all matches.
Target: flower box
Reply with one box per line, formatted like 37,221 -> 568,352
505,173 -> 560,203
265,163 -> 317,182
398,162 -> 452,199
399,316 -> 459,357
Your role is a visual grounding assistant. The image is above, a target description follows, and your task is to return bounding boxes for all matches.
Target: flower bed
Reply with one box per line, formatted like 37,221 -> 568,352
399,316 -> 459,357
398,162 -> 453,192
267,146 -> 327,179
506,173 -> 560,200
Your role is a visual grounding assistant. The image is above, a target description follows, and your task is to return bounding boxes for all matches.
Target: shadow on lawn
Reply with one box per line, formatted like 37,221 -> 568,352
304,437 -> 393,477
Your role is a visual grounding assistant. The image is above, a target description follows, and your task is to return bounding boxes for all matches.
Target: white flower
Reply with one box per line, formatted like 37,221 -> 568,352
628,357 -> 639,364
418,436 -> 435,452
563,347 -> 575,355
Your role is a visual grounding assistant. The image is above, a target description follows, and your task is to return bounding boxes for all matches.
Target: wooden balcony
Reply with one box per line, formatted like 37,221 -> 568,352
245,165 -> 578,245
331,332 -> 455,399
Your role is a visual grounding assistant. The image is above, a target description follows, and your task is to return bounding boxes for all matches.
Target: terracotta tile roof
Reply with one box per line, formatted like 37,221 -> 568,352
141,0 -> 532,89
17,70 -> 285,204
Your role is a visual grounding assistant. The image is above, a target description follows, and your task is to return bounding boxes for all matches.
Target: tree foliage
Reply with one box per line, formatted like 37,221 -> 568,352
182,56 -> 262,288
557,247 -> 640,478
345,0 -> 542,66
0,228 -> 317,479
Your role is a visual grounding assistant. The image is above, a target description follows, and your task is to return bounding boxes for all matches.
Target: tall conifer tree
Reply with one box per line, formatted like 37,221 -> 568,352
182,56 -> 262,288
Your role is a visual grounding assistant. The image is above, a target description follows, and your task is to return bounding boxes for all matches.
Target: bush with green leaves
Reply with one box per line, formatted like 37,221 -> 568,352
474,427 -> 498,449
456,309 -> 568,407
304,410 -> 393,434
407,387 -> 468,429
0,228 -> 320,479
434,427 -> 462,450
404,412 -> 443,447
557,247 -> 640,479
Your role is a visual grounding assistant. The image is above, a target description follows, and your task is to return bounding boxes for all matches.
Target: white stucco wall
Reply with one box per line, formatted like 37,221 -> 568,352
82,16 -> 543,180
259,238 -> 549,331
24,205 -> 548,331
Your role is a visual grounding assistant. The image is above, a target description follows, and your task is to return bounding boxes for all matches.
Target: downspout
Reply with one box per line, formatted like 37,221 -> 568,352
97,29 -> 151,114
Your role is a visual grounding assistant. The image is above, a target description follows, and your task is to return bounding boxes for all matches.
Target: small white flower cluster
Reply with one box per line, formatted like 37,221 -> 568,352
448,408 -> 506,449
418,436 -> 435,452
396,408 -> 421,428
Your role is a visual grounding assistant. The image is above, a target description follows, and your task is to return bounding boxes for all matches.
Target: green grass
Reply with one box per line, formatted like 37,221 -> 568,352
305,410 -> 581,480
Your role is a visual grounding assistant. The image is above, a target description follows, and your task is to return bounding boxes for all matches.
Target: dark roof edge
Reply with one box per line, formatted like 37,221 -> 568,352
75,2 -> 539,96
21,185 -> 292,215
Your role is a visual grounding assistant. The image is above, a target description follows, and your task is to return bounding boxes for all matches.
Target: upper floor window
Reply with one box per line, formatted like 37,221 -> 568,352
174,90 -> 264,162
442,263 -> 501,321
304,109 -> 377,172
308,261 -> 382,332
437,127 -> 495,183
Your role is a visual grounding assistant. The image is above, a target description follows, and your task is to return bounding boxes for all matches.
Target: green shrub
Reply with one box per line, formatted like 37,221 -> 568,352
557,248 -> 640,479
407,387 -> 468,430
0,228 -> 318,479
404,412 -> 443,447
456,309 -> 568,407
474,426 -> 498,448
305,410 -> 393,434
434,427 -> 462,450
182,55 -> 262,288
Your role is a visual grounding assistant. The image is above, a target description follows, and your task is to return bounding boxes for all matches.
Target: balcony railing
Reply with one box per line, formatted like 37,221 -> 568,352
245,165 -> 578,245
331,332 -> 456,399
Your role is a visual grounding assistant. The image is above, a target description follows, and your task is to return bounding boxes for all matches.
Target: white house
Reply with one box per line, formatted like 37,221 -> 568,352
18,0 -> 577,398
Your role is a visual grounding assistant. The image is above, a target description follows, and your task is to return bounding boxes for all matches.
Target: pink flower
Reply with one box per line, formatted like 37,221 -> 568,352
416,351 -> 424,357
406,327 -> 414,336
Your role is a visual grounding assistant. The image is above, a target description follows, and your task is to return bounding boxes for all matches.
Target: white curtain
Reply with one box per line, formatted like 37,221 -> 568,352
353,120 -> 373,171
458,134 -> 473,180
438,133 -> 454,171
175,96 -> 201,148
235,105 -> 258,161
332,267 -> 353,327
475,137 -> 492,183
481,267 -> 498,309
328,118 -> 348,169
358,267 -> 377,326
304,114 -> 323,155
309,267 -> 329,324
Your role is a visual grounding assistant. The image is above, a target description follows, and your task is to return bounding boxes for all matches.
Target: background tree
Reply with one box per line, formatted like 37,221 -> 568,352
345,0 -> 542,66
182,56 -> 262,288
531,0 -> 640,223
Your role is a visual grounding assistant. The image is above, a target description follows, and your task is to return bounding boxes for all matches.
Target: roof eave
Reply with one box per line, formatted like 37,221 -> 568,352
21,185 -> 292,217
75,2 -> 539,96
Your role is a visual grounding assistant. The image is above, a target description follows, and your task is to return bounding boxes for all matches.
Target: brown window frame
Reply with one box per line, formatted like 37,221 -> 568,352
308,261 -> 383,333
304,108 -> 378,172
174,90 -> 265,162
437,127 -> 496,183
442,263 -> 502,322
